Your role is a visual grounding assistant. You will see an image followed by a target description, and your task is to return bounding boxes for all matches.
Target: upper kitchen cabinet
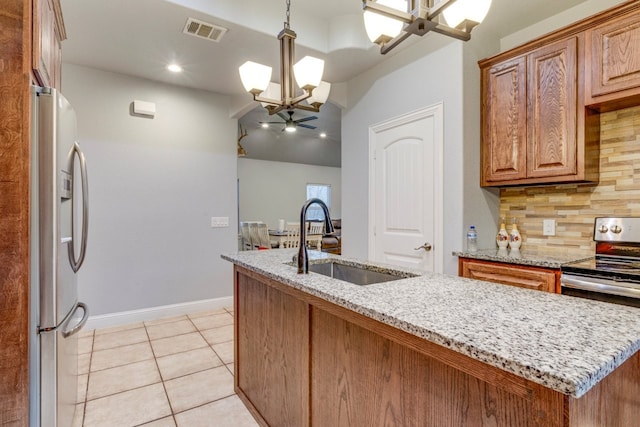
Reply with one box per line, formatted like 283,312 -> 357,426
33,0 -> 66,89
480,35 -> 597,187
586,11 -> 640,110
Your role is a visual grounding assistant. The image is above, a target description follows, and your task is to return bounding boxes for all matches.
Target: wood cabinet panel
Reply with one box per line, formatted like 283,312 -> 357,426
589,13 -> 640,99
482,56 -> 527,184
33,0 -> 55,87
459,258 -> 558,293
235,270 -> 309,427
310,307 -> 564,426
480,34 -> 591,187
528,37 -> 578,178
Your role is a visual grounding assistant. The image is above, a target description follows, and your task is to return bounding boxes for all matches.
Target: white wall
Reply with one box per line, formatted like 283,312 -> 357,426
62,64 -> 237,316
342,34 -> 496,275
500,0 -> 626,51
238,158 -> 341,229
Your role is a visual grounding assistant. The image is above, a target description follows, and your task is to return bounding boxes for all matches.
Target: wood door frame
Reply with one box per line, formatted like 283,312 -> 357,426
367,103 -> 444,273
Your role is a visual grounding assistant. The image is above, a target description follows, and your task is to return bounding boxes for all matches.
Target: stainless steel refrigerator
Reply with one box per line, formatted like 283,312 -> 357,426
30,86 -> 90,427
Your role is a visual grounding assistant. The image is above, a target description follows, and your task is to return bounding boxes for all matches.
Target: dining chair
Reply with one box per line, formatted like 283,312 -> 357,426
283,223 -> 300,248
239,222 -> 253,251
256,223 -> 272,249
308,222 -> 324,235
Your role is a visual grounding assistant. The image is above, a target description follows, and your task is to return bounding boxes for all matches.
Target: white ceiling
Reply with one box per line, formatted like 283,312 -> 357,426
60,0 -> 591,166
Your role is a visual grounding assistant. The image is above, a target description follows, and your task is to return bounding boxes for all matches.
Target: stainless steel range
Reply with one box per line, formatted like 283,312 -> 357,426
561,217 -> 640,307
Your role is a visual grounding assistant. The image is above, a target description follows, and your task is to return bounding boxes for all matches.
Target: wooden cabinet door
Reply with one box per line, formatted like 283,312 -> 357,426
589,13 -> 640,99
481,56 -> 528,185
235,270 -> 309,427
527,37 -> 578,179
460,258 -> 558,293
33,0 -> 56,87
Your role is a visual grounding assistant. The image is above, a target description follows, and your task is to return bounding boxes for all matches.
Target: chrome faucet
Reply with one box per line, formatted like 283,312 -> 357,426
298,198 -> 334,274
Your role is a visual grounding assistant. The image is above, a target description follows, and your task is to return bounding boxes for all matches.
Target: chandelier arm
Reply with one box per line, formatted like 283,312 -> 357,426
253,95 -> 285,107
430,23 -> 472,41
289,104 -> 321,113
379,30 -> 414,55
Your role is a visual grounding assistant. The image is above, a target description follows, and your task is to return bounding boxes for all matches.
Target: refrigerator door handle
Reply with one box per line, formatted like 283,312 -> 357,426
61,302 -> 89,338
68,142 -> 89,272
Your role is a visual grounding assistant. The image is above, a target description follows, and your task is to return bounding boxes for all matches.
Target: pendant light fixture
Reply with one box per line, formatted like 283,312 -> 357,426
363,0 -> 492,54
238,0 -> 331,115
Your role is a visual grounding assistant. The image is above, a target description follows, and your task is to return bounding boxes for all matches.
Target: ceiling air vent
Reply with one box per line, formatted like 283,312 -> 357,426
183,18 -> 228,42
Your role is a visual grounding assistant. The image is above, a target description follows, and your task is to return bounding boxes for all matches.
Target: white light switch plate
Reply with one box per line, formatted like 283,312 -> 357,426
211,217 -> 229,228
543,219 -> 556,236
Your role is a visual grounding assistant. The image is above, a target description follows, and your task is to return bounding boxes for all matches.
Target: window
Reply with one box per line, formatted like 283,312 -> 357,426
306,183 -> 331,220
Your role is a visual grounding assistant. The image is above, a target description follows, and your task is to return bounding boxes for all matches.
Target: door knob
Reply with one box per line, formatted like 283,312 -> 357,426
414,243 -> 432,252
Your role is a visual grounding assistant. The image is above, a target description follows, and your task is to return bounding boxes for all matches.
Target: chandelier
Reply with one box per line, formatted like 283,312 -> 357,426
363,0 -> 492,54
238,0 -> 331,115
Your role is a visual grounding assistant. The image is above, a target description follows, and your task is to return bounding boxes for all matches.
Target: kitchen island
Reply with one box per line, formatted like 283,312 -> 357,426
222,250 -> 640,426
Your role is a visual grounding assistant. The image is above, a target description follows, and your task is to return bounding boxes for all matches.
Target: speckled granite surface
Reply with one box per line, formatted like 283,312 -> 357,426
453,248 -> 593,268
222,249 -> 640,398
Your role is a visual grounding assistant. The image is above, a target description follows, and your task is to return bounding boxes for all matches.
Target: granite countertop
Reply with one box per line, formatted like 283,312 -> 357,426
453,248 -> 593,268
221,250 -> 640,398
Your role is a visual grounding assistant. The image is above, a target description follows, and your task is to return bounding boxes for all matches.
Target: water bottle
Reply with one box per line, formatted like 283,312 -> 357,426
467,225 -> 478,252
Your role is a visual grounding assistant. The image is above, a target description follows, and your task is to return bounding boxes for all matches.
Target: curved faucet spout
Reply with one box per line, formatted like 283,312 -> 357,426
298,198 -> 334,274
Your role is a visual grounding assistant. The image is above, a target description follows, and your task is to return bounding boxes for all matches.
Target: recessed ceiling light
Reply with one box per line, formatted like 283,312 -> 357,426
261,123 -> 269,129
319,132 -> 327,138
167,63 -> 183,73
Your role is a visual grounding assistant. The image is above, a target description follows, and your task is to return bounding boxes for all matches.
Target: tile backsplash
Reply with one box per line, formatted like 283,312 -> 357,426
499,105 -> 640,255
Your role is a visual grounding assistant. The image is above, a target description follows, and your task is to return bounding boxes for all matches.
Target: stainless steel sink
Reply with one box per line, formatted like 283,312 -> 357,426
308,261 -> 415,285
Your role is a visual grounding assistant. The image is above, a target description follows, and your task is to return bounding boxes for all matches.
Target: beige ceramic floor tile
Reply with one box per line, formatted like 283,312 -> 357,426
78,352 -> 91,375
72,403 -> 84,427
188,308 -> 227,319
91,341 -> 154,372
92,327 -> 148,351
156,347 -> 223,381
212,341 -> 234,364
164,367 -> 234,413
174,395 -> 259,427
190,313 -> 233,331
94,321 -> 144,336
79,329 -> 94,339
150,332 -> 208,358
77,373 -> 88,403
146,319 -> 196,341
87,359 -> 161,400
144,315 -> 188,327
83,383 -> 171,427
201,325 -> 234,345
78,336 -> 93,354
225,363 -> 235,377
139,416 -> 177,426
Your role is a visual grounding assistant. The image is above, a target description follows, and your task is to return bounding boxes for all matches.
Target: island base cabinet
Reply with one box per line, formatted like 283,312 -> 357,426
233,266 -> 640,427
310,308 -> 564,427
235,270 -> 310,427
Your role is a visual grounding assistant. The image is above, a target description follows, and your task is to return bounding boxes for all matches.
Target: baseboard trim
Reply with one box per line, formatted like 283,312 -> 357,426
83,296 -> 234,331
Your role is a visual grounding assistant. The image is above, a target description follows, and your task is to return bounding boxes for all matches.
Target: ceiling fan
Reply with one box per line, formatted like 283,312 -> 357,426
260,110 -> 317,133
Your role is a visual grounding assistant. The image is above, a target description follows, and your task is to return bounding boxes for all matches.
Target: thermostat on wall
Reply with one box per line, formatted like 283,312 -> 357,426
133,100 -> 156,116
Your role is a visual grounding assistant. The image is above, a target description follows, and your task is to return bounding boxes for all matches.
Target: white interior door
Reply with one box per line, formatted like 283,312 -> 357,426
369,104 -> 443,273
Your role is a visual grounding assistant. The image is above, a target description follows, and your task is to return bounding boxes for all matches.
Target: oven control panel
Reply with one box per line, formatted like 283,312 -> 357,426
594,217 -> 640,242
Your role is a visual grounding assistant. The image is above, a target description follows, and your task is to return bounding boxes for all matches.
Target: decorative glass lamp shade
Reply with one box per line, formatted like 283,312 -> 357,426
239,61 -> 272,93
259,82 -> 282,108
364,0 -> 406,44
305,81 -> 331,105
442,0 -> 492,28
293,56 -> 325,90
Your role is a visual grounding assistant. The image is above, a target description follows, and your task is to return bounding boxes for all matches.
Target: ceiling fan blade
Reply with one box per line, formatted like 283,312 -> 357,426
295,116 -> 318,123
276,112 -> 289,121
259,121 -> 285,124
298,123 -> 317,130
